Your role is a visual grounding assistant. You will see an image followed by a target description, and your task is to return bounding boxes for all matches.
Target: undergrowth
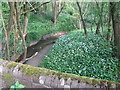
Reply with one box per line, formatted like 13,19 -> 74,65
26,12 -> 76,45
40,30 -> 119,82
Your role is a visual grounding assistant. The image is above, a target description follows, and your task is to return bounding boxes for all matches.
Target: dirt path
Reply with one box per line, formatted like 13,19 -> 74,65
23,44 -> 53,67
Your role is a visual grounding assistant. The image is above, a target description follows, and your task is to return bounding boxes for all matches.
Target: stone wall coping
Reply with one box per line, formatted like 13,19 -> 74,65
0,59 -> 120,88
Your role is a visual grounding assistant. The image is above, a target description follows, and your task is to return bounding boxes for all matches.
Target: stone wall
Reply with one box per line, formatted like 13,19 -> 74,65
0,59 -> 120,89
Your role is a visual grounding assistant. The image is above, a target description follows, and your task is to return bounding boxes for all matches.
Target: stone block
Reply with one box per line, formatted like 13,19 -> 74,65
60,78 -> 65,86
44,76 -> 52,87
99,82 -> 107,88
4,79 -> 15,87
16,79 -> 32,88
64,85 -> 70,88
58,78 -> 65,88
50,75 -> 59,88
71,80 -> 79,88
32,83 -> 46,88
78,82 -> 87,88
3,67 -> 9,74
63,78 -> 71,89
94,85 -> 100,88
8,67 -> 14,76
17,71 -> 23,79
0,65 -> 3,75
79,82 -> 96,88
2,80 -> 10,88
84,84 -> 95,88
39,76 -> 46,85
1,61 -> 8,65
22,74 -> 33,82
33,76 -> 39,83
13,69 -> 19,78
111,83 -> 116,88
66,78 -> 72,86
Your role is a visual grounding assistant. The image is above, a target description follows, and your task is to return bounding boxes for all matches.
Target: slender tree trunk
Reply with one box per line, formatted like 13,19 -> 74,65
52,1 -> 57,24
23,2 -> 29,61
107,3 -> 112,41
76,1 -> 87,38
7,3 -> 13,48
56,2 -> 65,20
96,19 -> 101,34
23,2 -> 29,34
43,2 -> 47,12
95,2 -> 104,35
110,2 -> 120,59
1,7 -> 10,60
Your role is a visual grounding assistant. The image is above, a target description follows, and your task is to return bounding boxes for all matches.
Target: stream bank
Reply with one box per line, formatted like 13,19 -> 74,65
14,32 -> 68,67
23,44 -> 53,67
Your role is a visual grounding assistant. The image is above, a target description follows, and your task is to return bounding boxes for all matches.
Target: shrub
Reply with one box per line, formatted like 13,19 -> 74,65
40,31 -> 119,81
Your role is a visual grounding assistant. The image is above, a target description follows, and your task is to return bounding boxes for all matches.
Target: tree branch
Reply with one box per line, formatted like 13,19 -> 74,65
56,3 -> 65,19
21,1 -> 50,15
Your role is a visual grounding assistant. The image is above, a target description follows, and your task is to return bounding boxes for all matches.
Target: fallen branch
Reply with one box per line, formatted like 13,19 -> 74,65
20,51 -> 39,64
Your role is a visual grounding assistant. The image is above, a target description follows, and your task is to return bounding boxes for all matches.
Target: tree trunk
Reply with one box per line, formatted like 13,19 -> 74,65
110,2 -> 120,59
52,1 -> 57,24
23,2 -> 29,61
1,5 -> 10,60
8,2 -> 28,61
0,3 -> 2,58
107,3 -> 112,41
76,1 -> 87,38
95,2 -> 104,35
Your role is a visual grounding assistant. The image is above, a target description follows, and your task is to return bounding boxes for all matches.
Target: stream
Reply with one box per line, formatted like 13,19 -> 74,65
15,32 -> 68,67
23,44 -> 53,67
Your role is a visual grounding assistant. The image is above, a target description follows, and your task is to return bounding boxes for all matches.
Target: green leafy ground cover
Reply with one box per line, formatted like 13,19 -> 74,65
40,30 -> 119,81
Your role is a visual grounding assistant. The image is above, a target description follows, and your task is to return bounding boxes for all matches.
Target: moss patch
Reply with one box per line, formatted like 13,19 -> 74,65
58,72 -> 120,88
20,64 -> 41,76
6,61 -> 18,69
2,73 -> 14,80
19,64 -> 59,76
18,63 -> 120,88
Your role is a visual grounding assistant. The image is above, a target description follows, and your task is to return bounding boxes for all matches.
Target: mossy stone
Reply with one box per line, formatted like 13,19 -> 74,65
6,61 -> 18,69
2,73 -> 14,80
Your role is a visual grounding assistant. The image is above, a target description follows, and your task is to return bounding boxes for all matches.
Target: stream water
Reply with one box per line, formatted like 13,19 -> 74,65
23,44 -> 53,67
15,32 -> 68,67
